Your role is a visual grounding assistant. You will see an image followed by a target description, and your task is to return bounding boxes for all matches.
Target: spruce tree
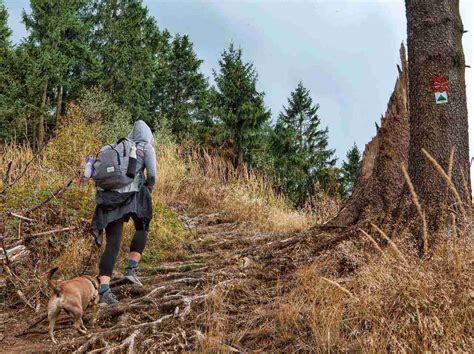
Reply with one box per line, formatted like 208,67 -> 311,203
0,0 -> 9,57
339,143 -> 361,198
272,82 -> 336,206
406,0 -> 470,245
0,0 -> 14,139
212,43 -> 271,166
152,34 -> 209,142
22,0 -> 94,148
89,0 -> 161,125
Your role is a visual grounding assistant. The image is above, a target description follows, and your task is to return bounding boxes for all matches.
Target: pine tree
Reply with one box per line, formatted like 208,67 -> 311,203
272,82 -> 336,206
339,143 -> 361,198
151,34 -> 209,142
89,0 -> 161,125
213,43 -> 271,166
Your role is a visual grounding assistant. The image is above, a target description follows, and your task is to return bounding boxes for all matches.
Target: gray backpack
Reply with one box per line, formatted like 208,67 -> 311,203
92,138 -> 137,190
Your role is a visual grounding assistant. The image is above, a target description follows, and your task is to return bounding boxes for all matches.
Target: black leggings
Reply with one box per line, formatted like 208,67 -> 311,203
99,215 -> 148,277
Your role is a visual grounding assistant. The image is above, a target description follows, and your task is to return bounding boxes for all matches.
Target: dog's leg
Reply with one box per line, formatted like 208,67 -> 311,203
48,301 -> 61,344
80,317 -> 87,332
91,296 -> 99,328
71,308 -> 87,335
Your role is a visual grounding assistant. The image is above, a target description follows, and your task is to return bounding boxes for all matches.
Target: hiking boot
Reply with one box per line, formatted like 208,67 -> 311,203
123,267 -> 143,286
99,289 -> 119,305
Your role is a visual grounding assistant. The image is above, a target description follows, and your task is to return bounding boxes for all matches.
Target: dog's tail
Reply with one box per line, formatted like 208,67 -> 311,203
48,267 -> 61,297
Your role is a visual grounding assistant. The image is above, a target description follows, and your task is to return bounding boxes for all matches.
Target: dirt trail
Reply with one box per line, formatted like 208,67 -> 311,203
2,205 -> 310,352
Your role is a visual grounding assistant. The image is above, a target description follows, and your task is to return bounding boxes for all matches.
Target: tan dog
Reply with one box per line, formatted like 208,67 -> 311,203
47,268 -> 99,344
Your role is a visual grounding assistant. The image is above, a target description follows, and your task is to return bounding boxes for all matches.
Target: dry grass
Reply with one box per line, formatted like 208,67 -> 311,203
155,145 -> 338,232
1,106 -> 328,311
197,159 -> 474,352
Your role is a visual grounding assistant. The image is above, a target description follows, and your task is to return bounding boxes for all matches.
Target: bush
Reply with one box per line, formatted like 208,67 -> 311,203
78,87 -> 132,143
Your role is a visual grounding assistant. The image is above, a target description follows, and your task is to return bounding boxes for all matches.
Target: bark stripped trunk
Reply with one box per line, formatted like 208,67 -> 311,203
37,80 -> 48,152
325,43 -> 409,228
55,85 -> 63,125
405,0 -> 470,238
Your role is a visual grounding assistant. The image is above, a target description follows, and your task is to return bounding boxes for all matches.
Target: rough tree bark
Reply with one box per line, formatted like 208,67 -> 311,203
405,0 -> 470,236
325,43 -> 409,228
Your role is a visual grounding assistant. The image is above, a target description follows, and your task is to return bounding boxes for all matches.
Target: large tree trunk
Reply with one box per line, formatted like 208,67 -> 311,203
406,0 -> 470,237
324,43 -> 409,228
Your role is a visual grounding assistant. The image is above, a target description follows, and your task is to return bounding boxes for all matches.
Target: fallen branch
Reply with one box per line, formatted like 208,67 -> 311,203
27,227 -> 77,239
7,212 -> 36,223
89,329 -> 141,354
73,314 -> 173,353
0,244 -> 27,262
0,235 -> 10,266
27,178 -> 75,213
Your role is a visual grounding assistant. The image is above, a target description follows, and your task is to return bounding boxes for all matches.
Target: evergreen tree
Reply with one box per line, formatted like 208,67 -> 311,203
0,0 -> 9,57
151,33 -> 209,142
339,143 -> 361,198
0,0 -> 14,139
272,82 -> 336,206
89,0 -> 161,125
212,43 -> 271,166
21,0 -> 94,148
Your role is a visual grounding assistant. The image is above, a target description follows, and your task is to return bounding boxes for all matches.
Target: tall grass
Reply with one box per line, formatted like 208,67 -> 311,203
155,144 -> 338,232
197,155 -> 474,352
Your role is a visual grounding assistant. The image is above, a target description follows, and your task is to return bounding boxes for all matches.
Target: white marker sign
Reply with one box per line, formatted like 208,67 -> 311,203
435,91 -> 448,104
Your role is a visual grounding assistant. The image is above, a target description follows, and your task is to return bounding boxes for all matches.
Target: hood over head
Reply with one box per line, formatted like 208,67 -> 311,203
128,120 -> 153,144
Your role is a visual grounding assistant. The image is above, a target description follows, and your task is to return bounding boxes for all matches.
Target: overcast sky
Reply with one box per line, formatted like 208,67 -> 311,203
4,0 -> 473,162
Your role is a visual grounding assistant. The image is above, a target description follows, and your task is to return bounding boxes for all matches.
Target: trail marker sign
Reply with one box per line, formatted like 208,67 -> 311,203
430,76 -> 449,104
435,91 -> 448,104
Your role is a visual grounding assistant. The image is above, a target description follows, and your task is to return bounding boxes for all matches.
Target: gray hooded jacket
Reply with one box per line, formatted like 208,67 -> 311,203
91,120 -> 156,246
127,120 -> 156,187
110,120 -> 156,193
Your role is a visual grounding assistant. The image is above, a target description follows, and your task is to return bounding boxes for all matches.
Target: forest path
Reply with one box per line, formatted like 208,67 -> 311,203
3,204 -> 307,352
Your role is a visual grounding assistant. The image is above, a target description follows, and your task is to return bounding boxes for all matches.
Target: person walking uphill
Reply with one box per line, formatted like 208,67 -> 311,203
91,120 -> 156,305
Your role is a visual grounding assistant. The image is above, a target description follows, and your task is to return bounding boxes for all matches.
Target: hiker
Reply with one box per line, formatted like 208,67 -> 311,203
90,120 -> 156,305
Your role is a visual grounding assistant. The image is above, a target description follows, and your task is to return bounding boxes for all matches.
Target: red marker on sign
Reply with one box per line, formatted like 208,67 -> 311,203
430,76 -> 449,104
429,76 -> 449,92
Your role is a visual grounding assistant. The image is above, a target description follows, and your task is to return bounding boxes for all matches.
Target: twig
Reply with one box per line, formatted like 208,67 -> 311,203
7,212 -> 36,223
27,227 -> 77,239
27,178 -> 74,213
73,315 -> 174,353
3,161 -> 12,184
0,235 -> 10,267
0,146 -> 44,194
